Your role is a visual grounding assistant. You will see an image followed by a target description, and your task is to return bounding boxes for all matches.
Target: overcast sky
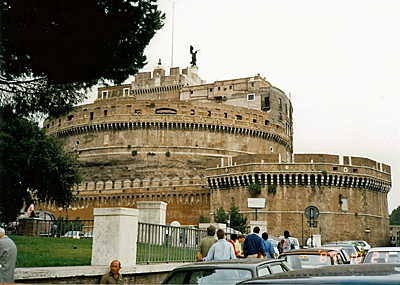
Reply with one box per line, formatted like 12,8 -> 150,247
86,0 -> 400,213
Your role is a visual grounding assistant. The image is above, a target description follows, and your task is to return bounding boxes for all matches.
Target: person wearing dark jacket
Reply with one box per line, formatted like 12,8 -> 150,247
243,227 -> 266,258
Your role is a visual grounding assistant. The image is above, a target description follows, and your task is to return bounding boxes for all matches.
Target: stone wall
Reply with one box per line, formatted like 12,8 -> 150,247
15,264 -> 178,284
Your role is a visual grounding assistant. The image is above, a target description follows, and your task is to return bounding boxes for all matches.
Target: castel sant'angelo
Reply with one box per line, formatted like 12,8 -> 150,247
42,59 -> 392,246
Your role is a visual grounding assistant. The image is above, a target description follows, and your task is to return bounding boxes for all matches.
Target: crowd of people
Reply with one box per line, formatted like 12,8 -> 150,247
196,225 -> 296,262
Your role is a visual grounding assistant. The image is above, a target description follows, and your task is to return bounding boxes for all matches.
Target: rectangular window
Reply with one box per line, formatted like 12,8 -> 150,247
207,111 -> 211,117
218,87 -> 221,91
123,88 -> 130,97
190,109 -> 195,116
235,115 -> 242,120
90,112 -> 94,120
279,98 -> 282,109
102,90 -> 108,99
247,94 -> 255,101
253,119 -> 257,123
251,82 -> 254,87
265,120 -> 269,125
135,109 -> 142,114
210,88 -> 213,92
264,97 -> 270,110
279,112 -> 282,120
229,85 -> 232,90
224,113 -> 228,118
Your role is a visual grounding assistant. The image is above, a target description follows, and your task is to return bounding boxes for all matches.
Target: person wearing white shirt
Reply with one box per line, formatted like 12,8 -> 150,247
306,235 -> 316,248
203,229 -> 236,261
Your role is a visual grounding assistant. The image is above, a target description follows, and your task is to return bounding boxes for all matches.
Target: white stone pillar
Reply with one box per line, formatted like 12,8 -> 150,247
137,201 -> 167,225
249,220 -> 267,235
91,207 -> 139,266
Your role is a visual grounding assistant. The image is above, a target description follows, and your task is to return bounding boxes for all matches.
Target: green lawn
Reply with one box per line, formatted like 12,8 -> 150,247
9,235 -> 197,267
10,235 -> 92,267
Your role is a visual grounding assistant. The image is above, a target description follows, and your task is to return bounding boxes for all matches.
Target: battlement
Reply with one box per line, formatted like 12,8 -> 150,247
206,153 -> 391,193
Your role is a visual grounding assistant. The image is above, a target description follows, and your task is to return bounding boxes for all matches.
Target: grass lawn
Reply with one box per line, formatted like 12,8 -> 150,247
9,235 -> 92,267
9,235 -> 197,267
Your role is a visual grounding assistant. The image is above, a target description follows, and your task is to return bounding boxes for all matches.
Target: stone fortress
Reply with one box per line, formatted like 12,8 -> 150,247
42,61 -> 392,246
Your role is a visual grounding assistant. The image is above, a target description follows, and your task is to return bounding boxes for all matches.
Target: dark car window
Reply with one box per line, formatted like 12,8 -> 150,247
165,271 -> 187,284
186,269 -> 252,284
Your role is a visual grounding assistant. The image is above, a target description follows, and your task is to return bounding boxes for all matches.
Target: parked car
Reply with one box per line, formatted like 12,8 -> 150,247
320,245 -> 352,264
363,247 -> 400,264
161,258 -> 292,284
237,263 -> 400,284
351,240 -> 372,250
63,231 -> 84,239
5,210 -> 56,236
83,231 -> 93,238
323,242 -> 362,263
278,248 -> 349,270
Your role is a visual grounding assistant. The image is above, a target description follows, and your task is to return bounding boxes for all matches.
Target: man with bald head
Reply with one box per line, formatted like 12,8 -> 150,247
0,227 -> 17,283
100,260 -> 123,284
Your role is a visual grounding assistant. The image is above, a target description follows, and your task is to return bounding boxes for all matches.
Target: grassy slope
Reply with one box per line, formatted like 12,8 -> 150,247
9,235 -> 92,267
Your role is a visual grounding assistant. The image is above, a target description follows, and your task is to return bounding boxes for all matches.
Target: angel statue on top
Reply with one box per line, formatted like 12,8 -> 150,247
190,45 -> 200,66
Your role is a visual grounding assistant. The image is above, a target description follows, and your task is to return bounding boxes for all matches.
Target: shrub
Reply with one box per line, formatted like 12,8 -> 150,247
165,151 -> 171,157
127,145 -> 131,149
268,184 -> 277,194
198,215 -> 209,223
248,183 -> 261,197
147,152 -> 156,156
131,150 -> 138,156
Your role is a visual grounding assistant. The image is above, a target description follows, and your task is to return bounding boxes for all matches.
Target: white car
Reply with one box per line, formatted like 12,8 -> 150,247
63,231 -> 84,239
351,240 -> 371,250
83,231 -> 93,238
363,247 -> 400,264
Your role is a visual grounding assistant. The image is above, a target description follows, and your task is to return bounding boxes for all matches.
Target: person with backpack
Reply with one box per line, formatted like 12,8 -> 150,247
277,230 -> 295,254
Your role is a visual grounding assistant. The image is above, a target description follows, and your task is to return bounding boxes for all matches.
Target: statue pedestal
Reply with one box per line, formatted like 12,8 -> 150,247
18,218 -> 40,236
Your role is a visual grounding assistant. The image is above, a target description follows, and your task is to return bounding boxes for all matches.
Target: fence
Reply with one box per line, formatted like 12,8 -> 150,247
22,219 -> 241,264
36,219 -> 94,238
137,223 -> 207,264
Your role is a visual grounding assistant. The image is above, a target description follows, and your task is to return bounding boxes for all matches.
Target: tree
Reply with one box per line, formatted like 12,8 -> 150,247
213,198 -> 248,232
214,207 -> 228,224
389,206 -> 400,225
0,107 -> 82,223
228,197 -> 248,232
0,0 -> 164,117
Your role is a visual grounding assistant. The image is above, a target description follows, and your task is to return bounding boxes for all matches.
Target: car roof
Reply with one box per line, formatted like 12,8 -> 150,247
279,247 -> 340,255
367,247 -> 400,252
171,258 -> 284,271
238,264 -> 400,284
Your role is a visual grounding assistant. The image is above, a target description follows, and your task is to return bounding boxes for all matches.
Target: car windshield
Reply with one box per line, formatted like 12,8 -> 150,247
364,251 -> 400,263
283,254 -> 332,269
166,269 -> 252,285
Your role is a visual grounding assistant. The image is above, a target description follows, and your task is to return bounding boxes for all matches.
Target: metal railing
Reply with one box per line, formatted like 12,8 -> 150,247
36,220 -> 94,238
137,223 -> 207,264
